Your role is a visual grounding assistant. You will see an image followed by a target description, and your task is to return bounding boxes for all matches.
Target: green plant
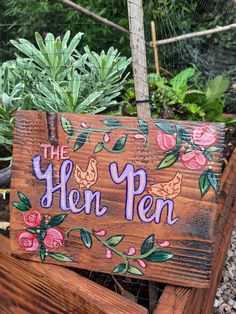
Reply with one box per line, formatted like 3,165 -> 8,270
123,68 -> 230,122
0,31 -> 130,156
10,31 -> 130,114
0,61 -> 27,159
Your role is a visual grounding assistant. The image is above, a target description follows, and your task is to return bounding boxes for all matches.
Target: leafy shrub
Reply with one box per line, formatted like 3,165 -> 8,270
10,31 -> 130,113
123,68 -> 230,122
0,30 -> 131,156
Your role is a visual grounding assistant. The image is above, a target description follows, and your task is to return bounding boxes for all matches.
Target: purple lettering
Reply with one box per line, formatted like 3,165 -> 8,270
110,162 -> 147,220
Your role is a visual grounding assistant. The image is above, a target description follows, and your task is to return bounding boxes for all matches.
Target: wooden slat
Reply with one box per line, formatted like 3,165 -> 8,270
0,234 -> 148,314
10,111 -> 225,288
154,148 -> 236,314
201,147 -> 236,313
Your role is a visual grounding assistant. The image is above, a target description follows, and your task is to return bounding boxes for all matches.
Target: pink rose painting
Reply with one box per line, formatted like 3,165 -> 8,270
12,192 -> 73,262
154,121 -> 219,196
181,150 -> 207,171
192,125 -> 218,147
44,228 -> 64,249
156,130 -> 176,151
19,231 -> 40,252
23,210 -> 42,227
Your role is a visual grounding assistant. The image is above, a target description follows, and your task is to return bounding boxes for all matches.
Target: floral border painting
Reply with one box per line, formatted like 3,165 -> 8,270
12,191 -> 174,275
12,192 -> 73,262
154,122 -> 220,197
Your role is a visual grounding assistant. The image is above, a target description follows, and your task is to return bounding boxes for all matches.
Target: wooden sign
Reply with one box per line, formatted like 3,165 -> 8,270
10,111 -> 225,288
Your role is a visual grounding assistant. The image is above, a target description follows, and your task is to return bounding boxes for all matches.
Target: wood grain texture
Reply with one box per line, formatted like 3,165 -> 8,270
10,111 -> 225,288
0,234 -> 148,314
154,148 -> 236,314
153,286 -> 193,314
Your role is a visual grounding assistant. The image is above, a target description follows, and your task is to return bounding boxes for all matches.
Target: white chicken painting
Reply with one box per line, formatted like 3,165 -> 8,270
74,158 -> 98,189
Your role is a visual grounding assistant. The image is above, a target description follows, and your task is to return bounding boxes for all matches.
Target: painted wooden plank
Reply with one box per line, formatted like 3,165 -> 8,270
0,234 -> 148,314
10,111 -> 225,288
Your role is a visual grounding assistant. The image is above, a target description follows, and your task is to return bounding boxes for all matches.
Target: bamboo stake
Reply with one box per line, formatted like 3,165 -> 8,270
54,0 -> 129,35
154,23 -> 236,46
127,0 -> 151,119
151,21 -> 160,75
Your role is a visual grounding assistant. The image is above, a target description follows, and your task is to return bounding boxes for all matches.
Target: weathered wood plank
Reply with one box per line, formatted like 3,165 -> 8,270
154,148 -> 236,314
10,111 -> 225,288
201,148 -> 236,313
153,285 -> 193,314
0,234 -> 148,314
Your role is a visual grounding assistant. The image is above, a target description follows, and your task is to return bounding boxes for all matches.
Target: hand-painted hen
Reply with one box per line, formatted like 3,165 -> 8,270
74,158 -> 98,189
149,171 -> 183,200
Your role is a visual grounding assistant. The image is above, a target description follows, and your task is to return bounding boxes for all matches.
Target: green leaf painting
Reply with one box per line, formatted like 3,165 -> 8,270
157,153 -> 179,169
145,251 -> 173,262
94,142 -> 104,153
112,263 -> 127,274
39,245 -> 46,262
74,132 -> 89,151
48,252 -> 74,262
17,191 -> 32,209
154,122 -> 175,134
106,235 -> 125,247
61,116 -> 74,136
207,169 -> 218,192
176,125 -> 191,143
101,119 -> 122,127
128,265 -> 143,276
112,135 -> 127,152
138,119 -> 149,136
46,214 -> 68,228
11,201 -> 30,211
141,235 -> 155,255
199,168 -> 218,196
80,229 -> 93,249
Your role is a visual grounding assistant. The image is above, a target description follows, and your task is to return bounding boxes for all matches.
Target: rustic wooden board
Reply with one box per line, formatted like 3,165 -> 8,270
154,148 -> 236,314
0,234 -> 147,314
10,110 -> 225,288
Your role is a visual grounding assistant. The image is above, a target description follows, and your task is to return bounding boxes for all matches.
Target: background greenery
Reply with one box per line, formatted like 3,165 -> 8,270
1,0 -> 235,112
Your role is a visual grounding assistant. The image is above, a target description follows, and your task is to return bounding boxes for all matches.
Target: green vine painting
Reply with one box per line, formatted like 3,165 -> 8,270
66,227 -> 173,276
61,116 -> 148,154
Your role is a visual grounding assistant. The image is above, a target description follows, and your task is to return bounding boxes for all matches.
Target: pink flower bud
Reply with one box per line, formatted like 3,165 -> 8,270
105,248 -> 112,259
103,133 -> 110,143
134,134 -> 146,142
127,247 -> 136,256
137,259 -> 147,268
81,122 -> 90,129
157,240 -> 170,248
93,229 -> 107,237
